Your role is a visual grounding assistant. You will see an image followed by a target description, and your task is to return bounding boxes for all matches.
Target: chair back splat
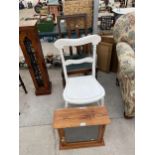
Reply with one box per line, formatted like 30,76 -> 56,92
54,35 -> 101,83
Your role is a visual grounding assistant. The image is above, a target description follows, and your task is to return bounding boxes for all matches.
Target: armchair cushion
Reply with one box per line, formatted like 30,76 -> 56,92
116,42 -> 135,78
113,12 -> 135,50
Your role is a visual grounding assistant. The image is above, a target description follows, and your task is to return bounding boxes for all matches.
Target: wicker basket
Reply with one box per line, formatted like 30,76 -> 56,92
63,0 -> 93,29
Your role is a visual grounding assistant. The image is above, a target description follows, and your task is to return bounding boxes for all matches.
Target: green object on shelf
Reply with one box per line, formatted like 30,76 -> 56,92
37,20 -> 54,33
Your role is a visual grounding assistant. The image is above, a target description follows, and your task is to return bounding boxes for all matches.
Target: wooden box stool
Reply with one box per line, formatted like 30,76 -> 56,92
53,106 -> 111,149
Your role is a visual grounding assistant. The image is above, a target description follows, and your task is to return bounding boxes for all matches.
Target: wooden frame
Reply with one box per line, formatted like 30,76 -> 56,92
53,106 -> 111,149
63,0 -> 93,29
57,13 -> 88,39
57,125 -> 105,149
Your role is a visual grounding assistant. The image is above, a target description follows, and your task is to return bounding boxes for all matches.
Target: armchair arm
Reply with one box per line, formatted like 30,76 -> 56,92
116,42 -> 135,78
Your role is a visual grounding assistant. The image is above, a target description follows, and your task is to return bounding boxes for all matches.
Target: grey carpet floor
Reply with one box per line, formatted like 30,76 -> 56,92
19,68 -> 124,127
19,68 -> 134,155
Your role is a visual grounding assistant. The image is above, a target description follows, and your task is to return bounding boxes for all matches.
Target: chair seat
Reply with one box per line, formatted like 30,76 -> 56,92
63,75 -> 105,104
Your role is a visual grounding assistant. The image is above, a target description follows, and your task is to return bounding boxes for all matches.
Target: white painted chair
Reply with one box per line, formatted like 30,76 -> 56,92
54,35 -> 105,107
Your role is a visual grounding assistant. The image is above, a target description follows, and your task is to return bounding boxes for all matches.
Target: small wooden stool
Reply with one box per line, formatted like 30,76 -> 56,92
53,106 -> 111,149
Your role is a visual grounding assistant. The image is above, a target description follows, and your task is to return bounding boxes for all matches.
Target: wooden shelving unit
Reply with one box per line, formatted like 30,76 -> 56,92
19,20 -> 52,95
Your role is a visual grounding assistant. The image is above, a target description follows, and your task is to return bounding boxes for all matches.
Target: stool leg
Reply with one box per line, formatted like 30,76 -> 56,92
58,128 -> 66,148
97,125 -> 105,144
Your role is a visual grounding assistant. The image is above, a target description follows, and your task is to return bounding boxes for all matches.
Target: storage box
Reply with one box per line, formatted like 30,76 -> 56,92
53,106 -> 111,149
37,20 -> 54,32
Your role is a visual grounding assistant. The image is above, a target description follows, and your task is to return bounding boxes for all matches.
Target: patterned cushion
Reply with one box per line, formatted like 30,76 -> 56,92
113,12 -> 135,50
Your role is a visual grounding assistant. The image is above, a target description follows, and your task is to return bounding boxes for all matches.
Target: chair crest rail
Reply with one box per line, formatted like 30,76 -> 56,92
54,35 -> 101,49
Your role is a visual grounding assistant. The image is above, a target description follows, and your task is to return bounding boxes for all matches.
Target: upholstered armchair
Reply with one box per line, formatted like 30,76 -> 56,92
113,12 -> 135,118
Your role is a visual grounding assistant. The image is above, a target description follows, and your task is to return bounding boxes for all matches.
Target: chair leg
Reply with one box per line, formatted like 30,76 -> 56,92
61,71 -> 66,87
101,96 -> 104,106
116,78 -> 119,86
65,101 -> 68,108
96,68 -> 98,79
97,100 -> 100,106
19,74 -> 28,94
